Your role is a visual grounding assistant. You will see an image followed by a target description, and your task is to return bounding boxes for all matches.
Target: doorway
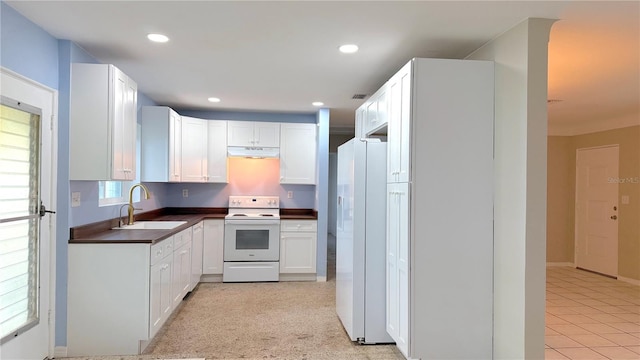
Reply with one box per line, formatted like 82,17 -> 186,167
0,68 -> 57,359
574,145 -> 619,277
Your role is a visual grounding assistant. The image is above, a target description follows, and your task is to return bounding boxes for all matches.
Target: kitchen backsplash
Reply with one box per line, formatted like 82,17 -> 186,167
167,157 -> 315,208
69,157 -> 316,226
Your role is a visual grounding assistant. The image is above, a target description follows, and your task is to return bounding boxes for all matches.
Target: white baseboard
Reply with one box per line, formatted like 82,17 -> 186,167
618,276 -> 640,286
316,276 -> 327,282
199,274 -> 223,283
279,273 -> 317,282
546,262 -> 575,267
53,346 -> 67,358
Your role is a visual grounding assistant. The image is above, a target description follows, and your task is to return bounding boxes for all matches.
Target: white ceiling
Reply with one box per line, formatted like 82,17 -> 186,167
5,1 -> 639,134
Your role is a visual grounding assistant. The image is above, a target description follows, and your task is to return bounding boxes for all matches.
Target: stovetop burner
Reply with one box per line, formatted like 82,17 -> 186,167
226,195 -> 280,221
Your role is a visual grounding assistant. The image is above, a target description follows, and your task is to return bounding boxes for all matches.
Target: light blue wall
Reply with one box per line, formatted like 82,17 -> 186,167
164,183 -> 315,209
315,109 -> 330,278
55,40 -> 102,345
0,2 -> 58,89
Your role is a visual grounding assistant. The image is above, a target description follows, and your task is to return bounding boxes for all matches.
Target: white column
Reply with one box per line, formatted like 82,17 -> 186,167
466,18 -> 556,359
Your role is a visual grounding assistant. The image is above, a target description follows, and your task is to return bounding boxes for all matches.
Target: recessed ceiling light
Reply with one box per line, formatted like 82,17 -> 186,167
208,97 -> 221,103
312,102 -> 324,107
147,33 -> 169,43
339,44 -> 359,54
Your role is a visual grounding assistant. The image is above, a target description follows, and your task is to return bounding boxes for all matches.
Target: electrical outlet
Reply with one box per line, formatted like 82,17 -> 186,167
182,189 -> 189,198
71,192 -> 81,207
287,191 -> 293,199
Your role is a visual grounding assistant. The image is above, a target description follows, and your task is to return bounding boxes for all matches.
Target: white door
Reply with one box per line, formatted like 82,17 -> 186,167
0,69 -> 57,359
575,145 -> 619,277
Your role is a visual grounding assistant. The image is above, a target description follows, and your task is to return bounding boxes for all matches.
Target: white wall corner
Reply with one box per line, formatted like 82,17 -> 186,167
316,275 -> 327,282
466,17 -> 556,360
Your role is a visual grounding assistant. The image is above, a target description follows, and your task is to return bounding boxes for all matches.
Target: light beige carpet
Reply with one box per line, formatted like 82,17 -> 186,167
142,281 -> 403,360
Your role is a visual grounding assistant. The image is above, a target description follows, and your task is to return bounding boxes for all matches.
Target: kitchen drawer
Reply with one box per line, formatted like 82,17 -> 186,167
281,220 -> 317,232
151,236 -> 174,265
173,228 -> 192,249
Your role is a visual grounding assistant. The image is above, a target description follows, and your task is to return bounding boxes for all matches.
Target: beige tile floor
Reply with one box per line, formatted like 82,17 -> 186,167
545,267 -> 640,360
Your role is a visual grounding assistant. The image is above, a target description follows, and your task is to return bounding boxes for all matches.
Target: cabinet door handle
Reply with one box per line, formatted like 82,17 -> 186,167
181,250 -> 188,255
156,249 -> 163,256
162,264 -> 169,270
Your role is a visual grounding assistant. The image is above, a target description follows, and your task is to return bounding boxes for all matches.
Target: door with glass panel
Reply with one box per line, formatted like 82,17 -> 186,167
0,70 -> 56,360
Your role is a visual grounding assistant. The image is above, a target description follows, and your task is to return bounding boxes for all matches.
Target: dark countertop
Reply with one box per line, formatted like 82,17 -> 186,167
280,208 -> 318,220
69,207 -> 317,244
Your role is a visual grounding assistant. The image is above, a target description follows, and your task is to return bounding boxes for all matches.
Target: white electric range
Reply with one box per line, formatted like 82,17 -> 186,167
223,196 -> 280,282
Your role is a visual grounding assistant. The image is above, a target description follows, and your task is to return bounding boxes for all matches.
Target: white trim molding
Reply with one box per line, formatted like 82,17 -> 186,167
316,276 -> 327,282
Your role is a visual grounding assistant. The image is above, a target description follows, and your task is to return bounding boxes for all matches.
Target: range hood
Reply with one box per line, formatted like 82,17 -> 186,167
227,146 -> 280,159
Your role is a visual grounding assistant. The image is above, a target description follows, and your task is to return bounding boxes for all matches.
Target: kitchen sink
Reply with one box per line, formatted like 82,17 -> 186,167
113,221 -> 188,230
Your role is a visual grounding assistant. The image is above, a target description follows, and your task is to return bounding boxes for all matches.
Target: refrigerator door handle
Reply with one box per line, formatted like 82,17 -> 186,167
337,196 -> 343,229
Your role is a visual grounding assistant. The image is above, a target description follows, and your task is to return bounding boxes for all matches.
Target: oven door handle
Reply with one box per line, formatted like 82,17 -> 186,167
225,219 -> 280,226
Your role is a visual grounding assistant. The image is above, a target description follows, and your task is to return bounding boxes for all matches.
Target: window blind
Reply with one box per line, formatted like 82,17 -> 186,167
0,104 -> 40,341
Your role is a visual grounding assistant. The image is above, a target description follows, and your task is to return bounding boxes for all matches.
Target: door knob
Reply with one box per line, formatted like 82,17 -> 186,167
610,215 -> 618,220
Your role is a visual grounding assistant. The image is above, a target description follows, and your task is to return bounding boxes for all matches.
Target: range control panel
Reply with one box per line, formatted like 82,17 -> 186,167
228,196 -> 279,208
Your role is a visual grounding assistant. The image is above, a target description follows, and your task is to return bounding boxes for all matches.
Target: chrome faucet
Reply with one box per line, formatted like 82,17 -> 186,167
127,183 -> 151,225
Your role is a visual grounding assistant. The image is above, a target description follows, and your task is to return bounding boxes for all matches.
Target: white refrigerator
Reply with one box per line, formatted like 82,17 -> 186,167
336,138 -> 392,344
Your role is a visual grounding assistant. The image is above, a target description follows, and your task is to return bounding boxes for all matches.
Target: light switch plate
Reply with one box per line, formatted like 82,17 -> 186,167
71,192 -> 81,207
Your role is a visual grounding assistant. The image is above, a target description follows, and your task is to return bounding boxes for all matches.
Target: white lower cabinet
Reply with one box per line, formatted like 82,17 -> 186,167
149,237 -> 173,338
202,219 -> 224,275
190,221 -> 204,290
386,183 -> 410,355
67,223 -> 202,356
280,220 -> 317,278
172,228 -> 193,310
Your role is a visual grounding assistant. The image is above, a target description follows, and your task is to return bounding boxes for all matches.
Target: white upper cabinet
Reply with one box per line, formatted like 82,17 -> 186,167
181,116 -> 208,182
363,84 -> 389,137
206,120 -> 228,183
70,63 -> 137,180
386,61 -> 412,183
228,121 -> 280,147
141,106 -> 182,182
354,105 -> 366,139
279,123 -> 317,185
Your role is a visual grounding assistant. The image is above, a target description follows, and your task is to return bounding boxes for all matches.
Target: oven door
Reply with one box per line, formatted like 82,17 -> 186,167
224,219 -> 280,261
